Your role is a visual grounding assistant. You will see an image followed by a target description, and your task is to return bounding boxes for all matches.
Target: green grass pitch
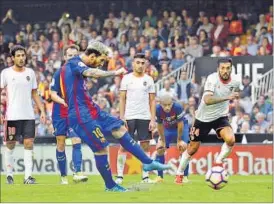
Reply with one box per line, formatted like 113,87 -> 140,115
1,175 -> 273,202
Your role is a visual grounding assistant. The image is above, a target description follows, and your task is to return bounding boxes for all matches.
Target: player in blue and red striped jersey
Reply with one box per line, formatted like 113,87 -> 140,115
50,44 -> 87,184
154,94 -> 190,184
59,41 -> 171,192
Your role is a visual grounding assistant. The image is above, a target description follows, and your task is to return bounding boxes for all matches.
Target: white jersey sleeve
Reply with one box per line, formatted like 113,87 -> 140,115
120,75 -> 128,91
203,73 -> 218,94
0,69 -> 7,89
31,69 -> 38,89
147,76 -> 155,94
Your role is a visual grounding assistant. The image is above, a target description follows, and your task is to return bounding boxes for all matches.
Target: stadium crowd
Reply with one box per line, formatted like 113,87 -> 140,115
0,5 -> 273,137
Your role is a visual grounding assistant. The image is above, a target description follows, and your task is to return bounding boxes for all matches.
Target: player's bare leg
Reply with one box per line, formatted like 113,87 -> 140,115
175,141 -> 200,185
5,141 -> 16,184
115,146 -> 127,184
215,127 -> 235,166
56,136 -> 68,184
23,138 -> 36,184
71,137 -> 88,183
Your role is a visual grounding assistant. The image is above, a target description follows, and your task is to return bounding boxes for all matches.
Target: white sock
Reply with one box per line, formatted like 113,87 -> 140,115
215,143 -> 233,164
142,152 -> 150,179
176,150 -> 191,176
117,151 -> 127,178
5,148 -> 14,177
24,149 -> 33,180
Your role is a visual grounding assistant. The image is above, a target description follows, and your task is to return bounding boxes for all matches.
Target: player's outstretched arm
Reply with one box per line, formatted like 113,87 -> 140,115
203,92 -> 239,105
82,67 -> 127,78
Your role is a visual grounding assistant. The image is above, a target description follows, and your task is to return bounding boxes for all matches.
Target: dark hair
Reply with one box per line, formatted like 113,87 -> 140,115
63,44 -> 80,56
10,45 -> 27,57
85,48 -> 101,57
134,53 -> 146,59
217,57 -> 232,65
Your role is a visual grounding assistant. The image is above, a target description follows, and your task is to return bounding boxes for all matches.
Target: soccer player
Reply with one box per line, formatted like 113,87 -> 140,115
155,94 -> 190,184
116,53 -> 156,184
0,45 -> 46,184
50,44 -> 88,184
175,58 -> 241,184
59,41 -> 170,192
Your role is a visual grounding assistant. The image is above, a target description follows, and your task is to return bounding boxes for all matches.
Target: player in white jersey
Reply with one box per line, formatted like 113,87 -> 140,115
174,58 -> 241,184
115,53 -> 156,184
0,45 -> 46,184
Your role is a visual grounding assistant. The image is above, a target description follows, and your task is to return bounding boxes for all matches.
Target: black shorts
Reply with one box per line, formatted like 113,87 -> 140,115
189,117 -> 231,142
126,119 -> 152,142
4,120 -> 35,142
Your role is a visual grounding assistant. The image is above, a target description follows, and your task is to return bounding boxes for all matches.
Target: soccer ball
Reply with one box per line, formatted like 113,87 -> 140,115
205,166 -> 229,190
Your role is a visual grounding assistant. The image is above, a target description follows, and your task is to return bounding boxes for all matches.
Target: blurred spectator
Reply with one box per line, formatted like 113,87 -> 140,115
107,50 -> 125,71
88,14 -> 101,32
158,40 -> 172,60
257,27 -> 272,45
141,8 -> 157,28
261,37 -> 272,55
182,17 -> 197,37
211,15 -> 229,47
231,108 -> 245,132
252,112 -> 270,133
196,16 -> 214,37
168,27 -> 184,49
231,36 -> 242,56
198,29 -> 212,56
254,95 -> 273,116
125,47 -> 136,72
104,30 -> 118,48
117,34 -> 130,56
147,39 -> 159,62
2,9 -> 18,43
104,12 -> 119,29
158,50 -> 171,67
241,76 -> 252,98
136,35 -> 147,52
108,76 -> 122,103
142,20 -> 155,39
27,42 -> 45,61
246,35 -> 259,56
177,70 -> 193,104
158,79 -> 177,99
240,121 -> 253,133
169,49 -> 185,70
185,36 -> 203,57
159,62 -> 170,78
255,14 -> 268,38
144,60 -> 158,81
39,33 -> 51,54
157,20 -> 169,43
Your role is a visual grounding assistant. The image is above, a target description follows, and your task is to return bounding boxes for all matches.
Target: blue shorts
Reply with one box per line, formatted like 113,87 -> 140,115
164,123 -> 189,148
52,118 -> 79,138
69,110 -> 124,152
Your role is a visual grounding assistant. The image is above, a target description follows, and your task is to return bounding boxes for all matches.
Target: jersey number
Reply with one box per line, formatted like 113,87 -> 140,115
93,127 -> 106,143
190,127 -> 200,141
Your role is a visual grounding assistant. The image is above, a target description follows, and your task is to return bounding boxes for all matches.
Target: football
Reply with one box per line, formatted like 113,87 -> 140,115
205,166 -> 229,190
